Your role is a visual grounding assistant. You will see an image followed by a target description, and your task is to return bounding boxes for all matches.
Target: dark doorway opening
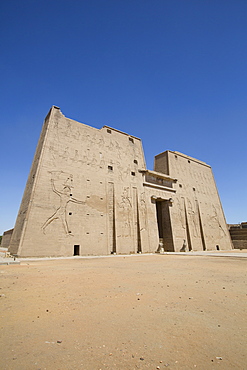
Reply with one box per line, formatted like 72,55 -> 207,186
155,200 -> 174,252
74,245 -> 80,256
216,245 -> 220,251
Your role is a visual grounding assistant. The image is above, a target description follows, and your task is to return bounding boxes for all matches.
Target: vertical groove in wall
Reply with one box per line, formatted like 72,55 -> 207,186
108,182 -> 116,253
136,191 -> 142,253
196,200 -> 207,251
184,198 -> 192,251
166,153 -> 170,176
112,185 -> 116,253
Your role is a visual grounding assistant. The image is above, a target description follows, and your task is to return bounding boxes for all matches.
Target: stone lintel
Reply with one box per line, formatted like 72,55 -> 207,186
139,169 -> 177,182
143,182 -> 176,192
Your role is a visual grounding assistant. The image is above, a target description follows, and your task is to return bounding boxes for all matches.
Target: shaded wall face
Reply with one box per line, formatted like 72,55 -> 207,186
1,229 -> 14,248
155,152 -> 232,251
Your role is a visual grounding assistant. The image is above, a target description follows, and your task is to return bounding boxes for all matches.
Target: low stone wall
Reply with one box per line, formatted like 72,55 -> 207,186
229,226 -> 247,250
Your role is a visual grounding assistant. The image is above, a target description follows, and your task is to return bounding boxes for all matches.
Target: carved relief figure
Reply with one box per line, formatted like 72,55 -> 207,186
73,149 -> 79,162
187,199 -> 199,237
99,152 -> 105,169
116,161 -> 123,181
48,145 -> 57,166
61,146 -> 69,160
211,205 -> 226,236
140,192 -> 147,230
119,187 -> 132,236
177,197 -> 186,229
97,136 -> 105,147
42,173 -> 84,236
115,141 -> 122,159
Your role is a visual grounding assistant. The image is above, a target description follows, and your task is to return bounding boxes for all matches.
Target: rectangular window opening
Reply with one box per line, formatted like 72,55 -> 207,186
108,165 -> 113,171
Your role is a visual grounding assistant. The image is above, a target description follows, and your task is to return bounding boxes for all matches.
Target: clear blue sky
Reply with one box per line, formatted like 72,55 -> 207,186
0,0 -> 246,234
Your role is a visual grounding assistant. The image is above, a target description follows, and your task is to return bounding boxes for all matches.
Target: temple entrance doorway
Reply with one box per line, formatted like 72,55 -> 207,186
155,200 -> 174,252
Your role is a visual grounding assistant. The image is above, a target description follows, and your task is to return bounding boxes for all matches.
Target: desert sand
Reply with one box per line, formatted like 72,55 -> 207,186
0,254 -> 246,369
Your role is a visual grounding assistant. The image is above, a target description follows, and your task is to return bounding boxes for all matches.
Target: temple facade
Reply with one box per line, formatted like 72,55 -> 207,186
8,106 -> 232,257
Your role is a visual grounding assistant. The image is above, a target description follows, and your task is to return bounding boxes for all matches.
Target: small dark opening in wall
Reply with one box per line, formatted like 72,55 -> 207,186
216,245 -> 220,250
70,194 -> 73,196
188,160 -> 190,163
69,212 -> 72,215
134,159 -> 138,164
129,137 -> 134,143
193,187 -> 196,191
74,245 -> 80,256
107,129 -> 111,134
175,155 -> 178,159
131,171 -> 135,176
108,165 -> 113,171
179,184 -> 182,188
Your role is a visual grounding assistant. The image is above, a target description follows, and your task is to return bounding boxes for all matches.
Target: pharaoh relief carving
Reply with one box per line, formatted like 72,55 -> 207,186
210,205 -> 226,237
42,172 -> 85,236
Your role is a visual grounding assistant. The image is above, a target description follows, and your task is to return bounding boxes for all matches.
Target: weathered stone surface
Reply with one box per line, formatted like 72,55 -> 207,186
1,229 -> 14,248
8,107 -> 232,257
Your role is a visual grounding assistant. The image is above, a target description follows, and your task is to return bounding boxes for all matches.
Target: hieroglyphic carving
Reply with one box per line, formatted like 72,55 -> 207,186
65,120 -> 72,136
139,192 -> 147,230
123,164 -> 131,178
187,199 -> 199,237
97,136 -> 105,147
61,146 -> 69,161
115,141 -> 122,159
99,152 -> 105,169
118,187 -> 132,236
116,161 -> 123,181
91,154 -> 98,168
42,172 -> 84,236
108,182 -> 116,252
177,197 -> 186,229
48,145 -> 57,167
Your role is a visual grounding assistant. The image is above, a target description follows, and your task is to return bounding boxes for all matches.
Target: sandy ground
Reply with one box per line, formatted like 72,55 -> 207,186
0,254 -> 246,370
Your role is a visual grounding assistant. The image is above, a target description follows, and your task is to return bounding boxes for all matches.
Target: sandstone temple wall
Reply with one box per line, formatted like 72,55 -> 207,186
8,107 -> 232,257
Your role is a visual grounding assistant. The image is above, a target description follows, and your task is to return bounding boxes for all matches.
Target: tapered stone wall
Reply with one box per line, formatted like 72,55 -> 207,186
155,151 -> 233,251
